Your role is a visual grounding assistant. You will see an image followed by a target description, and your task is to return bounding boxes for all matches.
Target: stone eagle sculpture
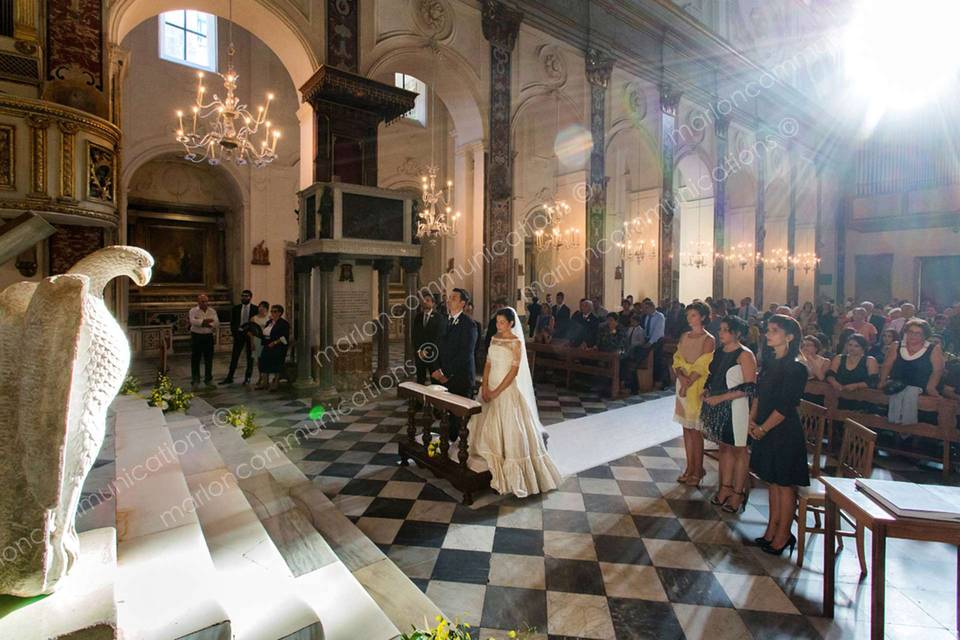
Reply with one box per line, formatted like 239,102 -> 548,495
0,245 -> 153,596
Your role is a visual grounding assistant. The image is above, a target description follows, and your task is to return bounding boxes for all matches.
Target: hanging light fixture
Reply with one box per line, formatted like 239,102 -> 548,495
792,251 -> 821,274
416,52 -> 460,242
535,226 -> 580,251
174,0 -> 280,167
719,241 -> 760,270
679,240 -> 713,269
763,248 -> 794,273
535,91 -> 574,252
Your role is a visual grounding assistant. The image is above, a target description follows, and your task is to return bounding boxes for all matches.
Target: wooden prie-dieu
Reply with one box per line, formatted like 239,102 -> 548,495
397,381 -> 489,505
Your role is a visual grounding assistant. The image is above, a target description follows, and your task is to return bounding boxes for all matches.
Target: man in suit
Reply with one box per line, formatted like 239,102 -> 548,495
568,299 -> 600,348
552,291 -> 571,340
221,289 -> 257,385
526,294 -> 541,337
639,299 -> 667,388
432,288 -> 478,441
412,292 -> 447,385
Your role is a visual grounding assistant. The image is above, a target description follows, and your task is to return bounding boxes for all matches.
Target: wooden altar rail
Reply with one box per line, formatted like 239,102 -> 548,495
397,381 -> 489,505
525,342 -> 625,397
804,380 -> 960,479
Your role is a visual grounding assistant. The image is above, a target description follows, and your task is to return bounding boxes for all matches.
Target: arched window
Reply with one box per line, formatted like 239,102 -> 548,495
159,10 -> 218,72
394,73 -> 427,126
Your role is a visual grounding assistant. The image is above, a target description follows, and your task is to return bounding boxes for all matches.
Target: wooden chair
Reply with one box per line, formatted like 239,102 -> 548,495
799,400 -> 828,478
795,419 -> 877,573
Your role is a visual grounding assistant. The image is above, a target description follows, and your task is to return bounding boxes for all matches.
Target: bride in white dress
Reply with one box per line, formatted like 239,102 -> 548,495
467,307 -> 562,498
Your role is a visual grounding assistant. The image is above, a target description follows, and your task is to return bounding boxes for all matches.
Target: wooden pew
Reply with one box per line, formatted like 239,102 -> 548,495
804,380 -> 959,479
526,342 -> 622,397
397,381 -> 488,505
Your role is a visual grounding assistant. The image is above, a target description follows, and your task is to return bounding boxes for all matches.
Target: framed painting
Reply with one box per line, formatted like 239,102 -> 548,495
86,141 -> 114,202
143,223 -> 206,286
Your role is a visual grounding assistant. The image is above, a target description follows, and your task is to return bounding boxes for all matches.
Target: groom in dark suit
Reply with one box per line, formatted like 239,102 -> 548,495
431,288 -> 478,441
221,289 -> 257,384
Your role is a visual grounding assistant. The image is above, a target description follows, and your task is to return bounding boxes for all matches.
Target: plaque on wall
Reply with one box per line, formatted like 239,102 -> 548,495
86,141 -> 114,202
0,124 -> 14,190
341,193 -> 404,241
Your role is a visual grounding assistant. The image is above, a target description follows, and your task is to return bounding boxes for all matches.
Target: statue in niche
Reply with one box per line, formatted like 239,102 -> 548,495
0,246 -> 153,596
252,240 -> 270,266
339,263 -> 354,282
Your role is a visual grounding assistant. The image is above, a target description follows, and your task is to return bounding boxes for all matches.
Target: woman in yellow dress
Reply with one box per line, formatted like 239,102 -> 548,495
673,301 -> 715,487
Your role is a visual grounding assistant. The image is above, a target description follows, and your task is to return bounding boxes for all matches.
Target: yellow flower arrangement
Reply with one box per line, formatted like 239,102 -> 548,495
397,615 -> 532,640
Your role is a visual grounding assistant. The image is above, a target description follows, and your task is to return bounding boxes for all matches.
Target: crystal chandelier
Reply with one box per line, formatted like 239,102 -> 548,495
416,53 -> 460,242
763,248 -> 793,272
617,238 -> 656,263
417,165 -> 460,241
792,251 -> 821,274
679,241 -> 713,269
174,1 -> 280,167
719,242 -> 760,270
535,226 -> 581,251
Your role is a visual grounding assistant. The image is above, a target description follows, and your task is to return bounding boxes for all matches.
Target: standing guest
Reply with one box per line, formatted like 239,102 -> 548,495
672,301 -> 715,486
438,291 -> 449,316
568,299 -> 600,348
665,300 -> 688,340
592,296 -> 608,319
944,314 -> 960,353
706,302 -> 725,337
250,301 -> 270,388
413,292 -> 448,385
526,294 -> 542,338
258,305 -> 290,391
485,299 -> 505,353
545,293 -> 553,307
816,301 -> 838,348
863,301 -> 886,338
888,303 -> 916,335
762,303 -> 779,324
798,335 -> 830,381
222,289 -> 258,385
846,307 -> 878,345
552,292 -> 571,340
620,314 -> 647,394
701,316 -> 757,513
639,299 -> 667,388
618,299 -> 634,326
796,302 -> 817,332
189,293 -> 219,390
534,302 -> 555,343
745,317 -> 762,353
465,301 -> 484,372
597,313 -> 626,352
738,297 -> 759,321
749,315 -> 809,556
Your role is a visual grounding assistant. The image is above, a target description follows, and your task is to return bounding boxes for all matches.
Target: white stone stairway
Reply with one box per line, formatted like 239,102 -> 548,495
105,395 -> 402,640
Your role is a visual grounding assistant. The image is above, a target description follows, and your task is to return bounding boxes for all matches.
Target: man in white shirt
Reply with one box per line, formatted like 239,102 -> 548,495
189,293 -> 220,389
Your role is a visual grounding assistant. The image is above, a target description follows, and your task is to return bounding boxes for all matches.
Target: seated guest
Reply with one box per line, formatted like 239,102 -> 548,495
826,333 -> 880,410
738,297 -> 759,321
880,318 -> 945,424
888,303 -> 916,335
552,292 -> 571,340
597,312 -> 626,352
750,314 -> 809,556
863,301 -> 886,338
620,315 -> 647,394
533,302 -> 555,344
618,299 -> 634,326
568,299 -> 600,348
796,301 -> 816,331
706,302 -> 724,337
871,328 -> 898,363
798,335 -> 830,381
846,307 -> 878,345
941,359 -> 960,401
592,296 -> 608,318
258,305 -> 290,391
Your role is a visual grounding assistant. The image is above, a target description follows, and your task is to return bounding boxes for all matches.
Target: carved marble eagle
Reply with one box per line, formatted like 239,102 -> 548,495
0,245 -> 152,596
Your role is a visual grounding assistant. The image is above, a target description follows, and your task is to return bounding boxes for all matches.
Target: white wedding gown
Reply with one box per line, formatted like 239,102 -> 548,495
467,334 -> 562,498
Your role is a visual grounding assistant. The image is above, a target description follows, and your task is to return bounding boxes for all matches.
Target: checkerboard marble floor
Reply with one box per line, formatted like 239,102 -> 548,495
169,355 -> 957,640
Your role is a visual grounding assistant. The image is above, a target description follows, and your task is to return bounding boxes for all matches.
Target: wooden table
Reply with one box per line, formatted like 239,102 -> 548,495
821,477 -> 960,639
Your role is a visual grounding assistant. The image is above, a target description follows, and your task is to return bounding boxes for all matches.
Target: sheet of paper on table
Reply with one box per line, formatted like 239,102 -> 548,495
855,478 -> 960,522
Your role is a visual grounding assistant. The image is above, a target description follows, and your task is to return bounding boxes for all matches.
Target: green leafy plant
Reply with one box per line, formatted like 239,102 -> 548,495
119,375 -> 140,395
224,405 -> 259,439
399,616 -> 532,640
148,372 -> 193,413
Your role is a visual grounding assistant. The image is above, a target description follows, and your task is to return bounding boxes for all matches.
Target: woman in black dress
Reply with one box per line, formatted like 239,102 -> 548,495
749,314 -> 809,556
258,304 -> 290,391
826,333 -> 879,410
701,316 -> 757,513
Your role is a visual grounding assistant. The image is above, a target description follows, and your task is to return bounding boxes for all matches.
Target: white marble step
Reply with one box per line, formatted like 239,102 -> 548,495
112,398 -> 231,640
167,420 -> 324,640
189,406 -> 402,640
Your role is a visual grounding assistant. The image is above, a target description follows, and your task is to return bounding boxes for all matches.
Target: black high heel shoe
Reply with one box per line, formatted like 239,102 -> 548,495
711,484 -> 734,506
761,533 -> 796,556
722,489 -> 749,514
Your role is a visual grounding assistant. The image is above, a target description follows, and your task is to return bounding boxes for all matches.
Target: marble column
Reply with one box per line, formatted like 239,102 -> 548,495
293,256 -> 314,386
586,48 -> 614,304
786,144 -> 798,306
712,113 -> 730,299
836,197 -> 848,303
481,0 -> 522,305
754,135 -> 767,307
314,254 -> 340,402
400,257 -> 422,370
374,258 -> 394,380
658,85 -> 682,303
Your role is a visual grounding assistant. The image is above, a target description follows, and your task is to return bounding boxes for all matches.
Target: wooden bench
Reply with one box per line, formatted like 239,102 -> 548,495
397,381 -> 488,505
526,342 -> 622,397
804,380 -> 959,479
